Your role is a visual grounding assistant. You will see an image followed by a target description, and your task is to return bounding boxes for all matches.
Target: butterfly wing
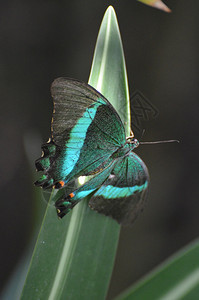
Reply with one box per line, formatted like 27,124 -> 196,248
55,160 -> 116,218
35,78 -> 126,188
89,152 -> 149,226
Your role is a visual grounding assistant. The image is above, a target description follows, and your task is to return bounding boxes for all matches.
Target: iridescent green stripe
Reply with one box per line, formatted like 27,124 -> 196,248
61,99 -> 106,179
95,181 -> 148,198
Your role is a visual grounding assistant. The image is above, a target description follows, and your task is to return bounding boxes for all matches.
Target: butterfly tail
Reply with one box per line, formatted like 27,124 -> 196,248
34,140 -> 57,189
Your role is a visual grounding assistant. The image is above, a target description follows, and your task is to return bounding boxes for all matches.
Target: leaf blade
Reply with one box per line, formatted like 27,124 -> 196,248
115,239 -> 199,300
20,6 -> 130,300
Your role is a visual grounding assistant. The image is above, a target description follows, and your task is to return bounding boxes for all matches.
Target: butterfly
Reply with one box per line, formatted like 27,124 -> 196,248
35,78 -> 149,226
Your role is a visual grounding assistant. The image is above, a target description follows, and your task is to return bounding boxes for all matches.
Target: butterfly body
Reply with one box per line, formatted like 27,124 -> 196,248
35,78 -> 149,225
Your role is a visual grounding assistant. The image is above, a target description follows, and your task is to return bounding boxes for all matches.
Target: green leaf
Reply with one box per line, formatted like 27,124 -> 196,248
89,6 -> 130,133
115,239 -> 199,300
20,6 -> 130,300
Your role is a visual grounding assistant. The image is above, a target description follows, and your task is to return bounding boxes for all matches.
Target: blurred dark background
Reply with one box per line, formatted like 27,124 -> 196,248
0,0 -> 198,299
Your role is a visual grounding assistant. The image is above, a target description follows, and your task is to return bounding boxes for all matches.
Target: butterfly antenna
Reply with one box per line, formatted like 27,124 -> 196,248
140,139 -> 179,145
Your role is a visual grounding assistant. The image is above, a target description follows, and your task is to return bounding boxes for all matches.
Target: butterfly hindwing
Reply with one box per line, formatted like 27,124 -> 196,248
35,78 -> 126,189
56,151 -> 149,225
89,152 -> 149,226
55,161 -> 116,218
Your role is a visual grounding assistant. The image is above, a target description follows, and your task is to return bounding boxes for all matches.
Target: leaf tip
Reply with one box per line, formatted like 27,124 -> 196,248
106,5 -> 115,14
153,0 -> 171,13
137,0 -> 171,13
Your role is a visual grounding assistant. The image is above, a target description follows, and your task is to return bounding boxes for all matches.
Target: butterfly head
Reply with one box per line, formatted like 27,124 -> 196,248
131,138 -> 139,148
126,136 -> 140,150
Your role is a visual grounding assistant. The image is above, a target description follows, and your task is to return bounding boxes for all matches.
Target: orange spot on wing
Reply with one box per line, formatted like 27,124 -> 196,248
69,192 -> 75,198
59,181 -> 65,187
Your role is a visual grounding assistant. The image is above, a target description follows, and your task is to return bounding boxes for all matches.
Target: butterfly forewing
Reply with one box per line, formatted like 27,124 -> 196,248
51,78 -> 126,145
35,78 -> 127,188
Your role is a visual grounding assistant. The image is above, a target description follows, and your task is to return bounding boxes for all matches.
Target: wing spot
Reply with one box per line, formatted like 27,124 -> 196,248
54,181 -> 65,189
